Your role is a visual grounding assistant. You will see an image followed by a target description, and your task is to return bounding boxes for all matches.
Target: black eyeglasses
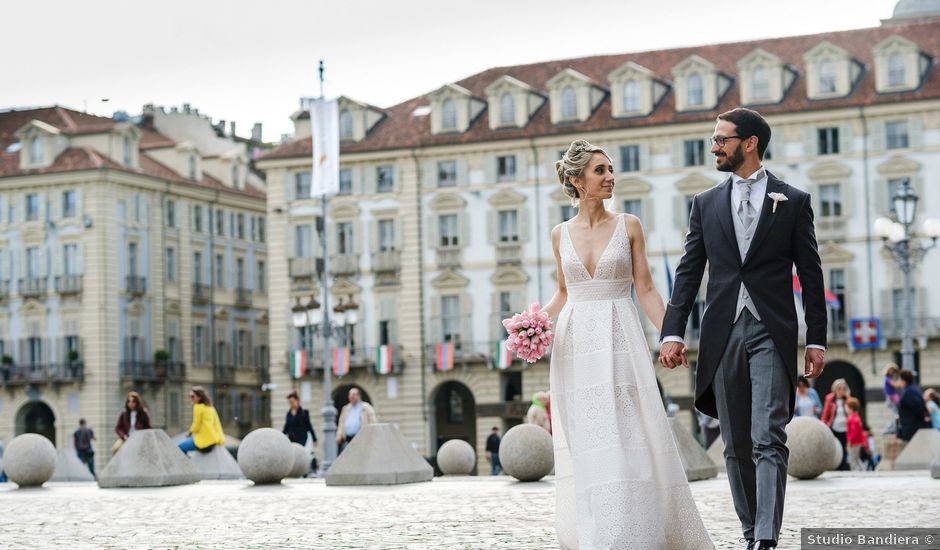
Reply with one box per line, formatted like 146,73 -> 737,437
709,135 -> 742,147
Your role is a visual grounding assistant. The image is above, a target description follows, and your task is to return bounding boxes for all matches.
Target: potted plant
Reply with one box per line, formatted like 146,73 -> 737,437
154,349 -> 169,377
0,355 -> 12,383
67,350 -> 80,363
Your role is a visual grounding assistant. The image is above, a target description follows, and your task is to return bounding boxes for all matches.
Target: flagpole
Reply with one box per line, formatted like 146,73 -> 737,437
316,59 -> 339,473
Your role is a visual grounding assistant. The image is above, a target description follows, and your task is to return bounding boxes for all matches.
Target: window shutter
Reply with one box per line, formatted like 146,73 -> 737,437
369,219 -> 378,253
353,222 -> 362,255
461,293 -> 474,343
640,144 -> 651,172
670,140 -> 683,168
457,159 -> 468,186
802,127 -> 816,157
516,154 -> 528,182
839,124 -> 853,154
423,161 -> 436,188
673,196 -> 685,230
519,208 -> 530,242
51,193 -> 61,220
873,179 -> 888,215
284,171 -> 294,202
427,214 -> 437,248
870,121 -> 885,151
484,156 -> 497,184
909,117 -> 924,148
394,219 -> 403,251
487,212 -> 497,244
461,212 -> 471,246
839,182 -> 852,218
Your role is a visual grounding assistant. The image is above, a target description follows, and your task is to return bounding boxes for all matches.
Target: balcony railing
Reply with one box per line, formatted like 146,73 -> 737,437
286,345 -> 401,375
192,283 -> 211,304
436,247 -> 461,268
495,243 -> 522,265
55,275 -> 83,295
213,364 -> 236,384
19,277 -> 46,299
126,275 -> 147,296
424,341 -> 501,369
235,287 -> 253,308
372,250 -> 401,273
289,257 -> 316,279
330,254 -> 359,276
119,361 -> 185,382
0,362 -> 84,385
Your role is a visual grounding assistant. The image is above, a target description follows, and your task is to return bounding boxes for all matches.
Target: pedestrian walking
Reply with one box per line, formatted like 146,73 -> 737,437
283,390 -> 318,473
336,388 -> 377,453
794,376 -> 822,418
485,426 -> 502,476
897,370 -> 931,443
73,419 -> 97,478
845,397 -> 866,471
821,378 -> 850,470
923,388 -> 940,430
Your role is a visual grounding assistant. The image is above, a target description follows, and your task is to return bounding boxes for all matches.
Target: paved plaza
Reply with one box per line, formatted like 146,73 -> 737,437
0,471 -> 937,549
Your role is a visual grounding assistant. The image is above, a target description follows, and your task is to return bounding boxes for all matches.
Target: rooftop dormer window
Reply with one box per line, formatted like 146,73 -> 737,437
687,74 -> 704,106
499,93 -> 515,125
231,164 -> 241,189
188,155 -> 197,180
752,67 -> 769,101
441,99 -> 457,130
561,86 -> 577,119
623,80 -> 640,112
888,54 -> 905,87
29,135 -> 43,165
122,135 -> 132,166
339,109 -> 353,140
819,60 -> 837,94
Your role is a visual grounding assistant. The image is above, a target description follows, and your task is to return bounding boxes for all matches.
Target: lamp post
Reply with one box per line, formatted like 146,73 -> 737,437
872,179 -> 940,376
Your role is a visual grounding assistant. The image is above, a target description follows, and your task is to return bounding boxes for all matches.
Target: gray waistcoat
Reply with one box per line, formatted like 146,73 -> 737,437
731,199 -> 761,322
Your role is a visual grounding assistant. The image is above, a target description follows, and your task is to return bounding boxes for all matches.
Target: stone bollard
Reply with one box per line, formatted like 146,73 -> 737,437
499,424 -> 554,482
237,428 -> 294,484
289,443 -> 310,478
437,439 -> 475,475
5,434 -> 57,488
785,417 -> 840,480
98,429 -> 200,488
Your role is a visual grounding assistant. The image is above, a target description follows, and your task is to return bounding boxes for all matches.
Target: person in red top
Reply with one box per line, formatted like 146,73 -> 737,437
844,397 -> 866,471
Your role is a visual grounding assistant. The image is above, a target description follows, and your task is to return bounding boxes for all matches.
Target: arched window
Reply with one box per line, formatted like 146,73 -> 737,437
819,60 -> 837,93
561,86 -> 577,119
888,54 -> 906,87
29,135 -> 43,164
687,74 -> 703,106
499,92 -> 515,125
751,67 -> 769,101
623,80 -> 640,112
339,109 -> 353,139
441,99 -> 457,130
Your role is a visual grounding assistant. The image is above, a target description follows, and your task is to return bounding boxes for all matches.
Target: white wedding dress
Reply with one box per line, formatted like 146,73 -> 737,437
550,214 -> 714,550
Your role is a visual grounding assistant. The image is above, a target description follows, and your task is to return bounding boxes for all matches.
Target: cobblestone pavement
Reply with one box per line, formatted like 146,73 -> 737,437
0,471 -> 937,549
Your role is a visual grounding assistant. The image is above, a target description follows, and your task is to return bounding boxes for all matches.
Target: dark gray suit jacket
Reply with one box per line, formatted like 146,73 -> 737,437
661,171 -> 827,419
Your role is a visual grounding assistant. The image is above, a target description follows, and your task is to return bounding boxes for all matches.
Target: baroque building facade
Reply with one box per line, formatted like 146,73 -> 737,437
0,104 -> 270,470
261,8 -> 940,471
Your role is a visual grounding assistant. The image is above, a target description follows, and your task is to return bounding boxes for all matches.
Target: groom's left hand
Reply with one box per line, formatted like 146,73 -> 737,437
804,348 -> 826,378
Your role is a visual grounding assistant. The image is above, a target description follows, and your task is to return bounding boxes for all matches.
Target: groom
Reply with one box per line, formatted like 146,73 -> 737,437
660,108 -> 827,550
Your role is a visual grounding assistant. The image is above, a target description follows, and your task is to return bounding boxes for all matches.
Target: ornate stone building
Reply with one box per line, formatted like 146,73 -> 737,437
260,5 -> 940,470
0,105 -> 270,469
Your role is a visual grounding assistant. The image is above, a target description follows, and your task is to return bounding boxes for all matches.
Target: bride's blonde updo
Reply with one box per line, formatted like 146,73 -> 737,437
555,139 -> 611,205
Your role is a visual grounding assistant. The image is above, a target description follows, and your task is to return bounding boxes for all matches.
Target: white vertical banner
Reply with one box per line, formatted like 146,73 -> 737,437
311,98 -> 340,197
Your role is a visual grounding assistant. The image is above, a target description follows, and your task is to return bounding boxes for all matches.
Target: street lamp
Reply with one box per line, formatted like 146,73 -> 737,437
872,179 -> 940,376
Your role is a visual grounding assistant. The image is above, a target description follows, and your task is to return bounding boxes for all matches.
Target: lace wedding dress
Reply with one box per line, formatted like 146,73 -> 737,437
550,214 -> 714,550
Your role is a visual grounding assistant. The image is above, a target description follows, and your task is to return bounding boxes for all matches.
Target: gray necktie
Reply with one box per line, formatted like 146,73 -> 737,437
737,171 -> 764,228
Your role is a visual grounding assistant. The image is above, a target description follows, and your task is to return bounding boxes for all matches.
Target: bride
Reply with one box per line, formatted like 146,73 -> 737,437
540,139 -> 714,549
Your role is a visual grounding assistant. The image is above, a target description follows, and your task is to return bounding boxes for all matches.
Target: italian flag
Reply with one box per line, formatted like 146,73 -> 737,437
376,345 -> 393,375
333,347 -> 350,378
494,340 -> 512,369
290,350 -> 306,379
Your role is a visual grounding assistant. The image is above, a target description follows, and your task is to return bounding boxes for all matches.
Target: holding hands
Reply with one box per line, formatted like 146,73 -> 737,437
659,341 -> 689,369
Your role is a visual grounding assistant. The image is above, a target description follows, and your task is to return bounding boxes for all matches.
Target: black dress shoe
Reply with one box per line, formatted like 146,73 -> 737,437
757,541 -> 777,550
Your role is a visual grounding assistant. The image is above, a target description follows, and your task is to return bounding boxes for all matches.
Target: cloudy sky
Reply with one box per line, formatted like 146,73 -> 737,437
3,0 -> 900,141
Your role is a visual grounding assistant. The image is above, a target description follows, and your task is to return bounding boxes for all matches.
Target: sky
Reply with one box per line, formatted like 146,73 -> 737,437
3,0 -> 901,142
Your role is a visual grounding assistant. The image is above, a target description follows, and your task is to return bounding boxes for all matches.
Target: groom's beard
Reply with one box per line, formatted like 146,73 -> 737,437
715,145 -> 744,172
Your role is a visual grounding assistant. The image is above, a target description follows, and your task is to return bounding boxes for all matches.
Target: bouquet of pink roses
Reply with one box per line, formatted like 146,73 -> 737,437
501,302 -> 554,363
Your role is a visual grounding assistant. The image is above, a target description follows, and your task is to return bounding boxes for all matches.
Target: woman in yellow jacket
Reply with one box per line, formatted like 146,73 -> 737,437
177,386 -> 225,453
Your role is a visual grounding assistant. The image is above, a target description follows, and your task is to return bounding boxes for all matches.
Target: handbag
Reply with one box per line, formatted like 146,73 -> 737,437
111,437 -> 124,455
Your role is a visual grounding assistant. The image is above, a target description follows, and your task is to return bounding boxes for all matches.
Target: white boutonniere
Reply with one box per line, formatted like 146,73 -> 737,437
768,192 -> 788,213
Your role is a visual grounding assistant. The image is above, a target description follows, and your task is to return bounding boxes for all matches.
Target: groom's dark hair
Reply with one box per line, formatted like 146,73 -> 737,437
717,108 -> 771,160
